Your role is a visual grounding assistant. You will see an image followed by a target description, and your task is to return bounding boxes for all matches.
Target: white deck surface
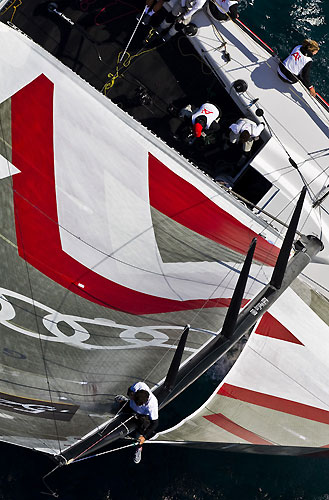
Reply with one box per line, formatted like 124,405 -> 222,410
190,10 -> 329,296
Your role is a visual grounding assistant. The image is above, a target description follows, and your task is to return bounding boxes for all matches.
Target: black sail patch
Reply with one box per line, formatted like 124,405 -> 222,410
0,392 -> 79,421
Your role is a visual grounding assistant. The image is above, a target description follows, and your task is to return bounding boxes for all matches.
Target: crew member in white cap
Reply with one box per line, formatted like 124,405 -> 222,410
157,0 -> 206,42
229,118 -> 264,152
277,39 -> 319,96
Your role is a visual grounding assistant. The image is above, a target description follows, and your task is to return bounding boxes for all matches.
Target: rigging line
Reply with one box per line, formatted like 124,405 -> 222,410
41,463 -> 62,498
11,187 -> 250,284
67,414 -> 135,464
143,261 -> 240,385
207,15 -> 271,73
307,91 -> 329,125
182,258 -> 243,328
154,237 -> 183,302
299,190 -> 323,237
151,232 -> 265,301
247,344 -> 329,413
300,268 -> 329,296
263,167 -> 297,184
318,204 -> 329,223
317,205 -> 323,241
299,163 -> 329,192
256,198 -> 299,257
66,442 -> 136,465
141,326 -> 186,385
0,369 -> 150,400
243,86 -> 326,188
216,189 -> 289,273
258,197 -> 296,240
84,402 -> 130,440
220,185 -> 302,236
260,113 -> 316,200
152,227 -> 266,285
248,161 -> 294,177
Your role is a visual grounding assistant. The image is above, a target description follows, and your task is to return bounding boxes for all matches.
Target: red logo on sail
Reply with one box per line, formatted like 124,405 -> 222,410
8,75 -> 279,314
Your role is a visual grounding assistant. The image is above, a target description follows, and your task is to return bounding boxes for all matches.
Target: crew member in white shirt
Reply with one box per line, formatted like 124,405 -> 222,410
116,381 -> 158,464
229,118 -> 264,153
277,39 -> 319,97
191,102 -> 221,138
157,0 -> 206,42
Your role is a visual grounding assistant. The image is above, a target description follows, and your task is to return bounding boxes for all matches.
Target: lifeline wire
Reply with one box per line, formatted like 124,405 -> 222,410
66,442 -> 137,465
66,415 -> 135,464
119,5 -> 147,63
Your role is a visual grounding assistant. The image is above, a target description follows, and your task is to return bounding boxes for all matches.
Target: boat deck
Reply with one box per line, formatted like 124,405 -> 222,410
1,0 -> 267,177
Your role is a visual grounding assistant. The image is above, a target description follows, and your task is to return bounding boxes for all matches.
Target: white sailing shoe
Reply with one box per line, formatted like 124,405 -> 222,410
133,446 -> 142,464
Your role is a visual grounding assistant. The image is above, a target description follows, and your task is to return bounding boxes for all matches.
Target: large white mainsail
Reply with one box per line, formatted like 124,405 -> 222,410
0,22 -> 281,455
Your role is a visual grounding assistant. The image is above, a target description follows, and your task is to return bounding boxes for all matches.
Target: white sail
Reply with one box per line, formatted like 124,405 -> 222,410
155,284 -> 329,453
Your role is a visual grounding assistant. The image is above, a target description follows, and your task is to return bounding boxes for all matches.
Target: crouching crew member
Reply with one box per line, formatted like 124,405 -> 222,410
277,39 -> 319,97
157,0 -> 206,42
208,0 -> 240,21
192,102 -> 221,139
116,382 -> 158,464
229,118 -> 264,153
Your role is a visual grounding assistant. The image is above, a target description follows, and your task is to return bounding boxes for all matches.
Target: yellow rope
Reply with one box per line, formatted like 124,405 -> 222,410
0,0 -> 22,23
103,30 -> 159,95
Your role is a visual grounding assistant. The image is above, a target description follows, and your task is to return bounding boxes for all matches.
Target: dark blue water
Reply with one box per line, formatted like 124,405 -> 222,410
241,0 -> 329,101
1,1 -> 329,499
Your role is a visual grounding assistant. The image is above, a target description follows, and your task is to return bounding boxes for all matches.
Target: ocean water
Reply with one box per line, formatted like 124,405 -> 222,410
241,0 -> 329,101
1,1 -> 329,499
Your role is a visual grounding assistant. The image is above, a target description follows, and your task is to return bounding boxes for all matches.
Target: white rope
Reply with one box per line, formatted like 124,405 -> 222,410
67,442 -> 138,465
